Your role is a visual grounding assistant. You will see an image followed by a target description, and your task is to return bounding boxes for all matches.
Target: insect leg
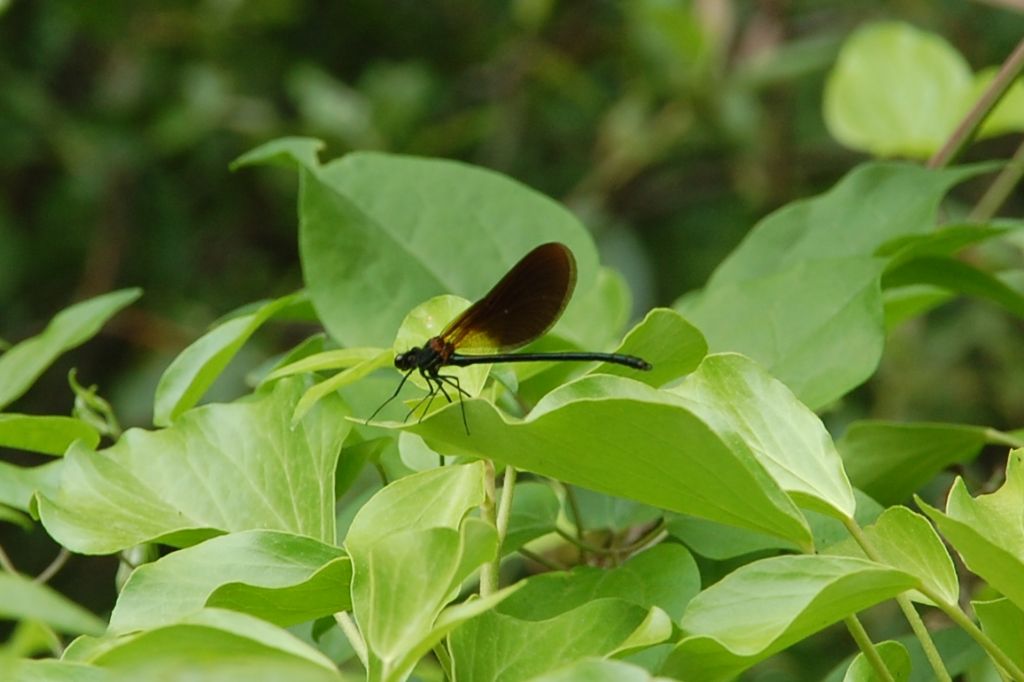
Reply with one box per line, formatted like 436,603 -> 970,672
367,367 -> 417,424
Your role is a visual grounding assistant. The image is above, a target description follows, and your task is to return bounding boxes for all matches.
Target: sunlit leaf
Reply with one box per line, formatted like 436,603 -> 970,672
0,573 -> 105,636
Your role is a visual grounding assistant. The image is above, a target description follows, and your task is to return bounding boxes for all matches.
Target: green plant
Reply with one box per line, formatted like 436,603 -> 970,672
4,20 -> 1024,682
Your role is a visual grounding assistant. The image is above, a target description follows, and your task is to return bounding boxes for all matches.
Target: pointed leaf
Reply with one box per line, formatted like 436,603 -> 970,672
0,459 -> 62,511
918,449 -> 1024,611
406,375 -> 812,548
37,379 -> 350,554
884,256 -> 1024,318
109,530 -> 350,633
530,658 -> 676,682
592,308 -> 706,386
154,293 -> 305,426
672,353 -> 855,518
0,573 -> 105,635
231,137 -> 324,171
838,421 -> 988,505
661,555 -> 918,681
973,598 -> 1024,670
0,289 -> 141,410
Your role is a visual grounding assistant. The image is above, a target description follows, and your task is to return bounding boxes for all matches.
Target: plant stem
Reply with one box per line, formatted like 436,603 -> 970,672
479,460 -> 499,597
34,548 -> 70,584
929,37 -> 1024,169
334,611 -> 368,669
969,139 -> 1024,222
843,517 -> 952,682
924,589 -> 1024,682
563,484 -> 586,562
843,615 -> 895,682
518,547 -> 565,571
986,427 -> 1024,450
495,466 -> 517,552
0,544 -> 18,575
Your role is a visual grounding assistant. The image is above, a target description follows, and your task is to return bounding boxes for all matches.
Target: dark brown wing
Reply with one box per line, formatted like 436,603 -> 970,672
441,242 -> 577,352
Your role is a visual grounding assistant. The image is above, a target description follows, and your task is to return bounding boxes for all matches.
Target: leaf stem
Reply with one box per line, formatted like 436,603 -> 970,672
928,37 -> 1024,169
969,139 -> 1024,222
334,611 -> 368,669
843,615 -> 895,682
986,427 -> 1024,450
563,485 -> 586,562
920,586 -> 1024,682
479,460 -> 499,597
34,548 -> 70,584
0,543 -> 18,575
494,466 -> 517,552
517,547 -> 566,571
843,517 -> 952,682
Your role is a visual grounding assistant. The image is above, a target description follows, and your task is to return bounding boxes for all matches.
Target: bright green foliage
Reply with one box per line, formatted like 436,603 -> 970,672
64,609 -> 342,682
824,22 -> 1024,157
501,481 -> 560,554
154,292 -> 307,426
662,555 -> 919,681
0,289 -> 140,411
37,379 -> 349,553
843,641 -> 911,682
919,449 -> 1024,612
678,162 -> 987,409
108,530 -> 351,632
0,415 -> 99,456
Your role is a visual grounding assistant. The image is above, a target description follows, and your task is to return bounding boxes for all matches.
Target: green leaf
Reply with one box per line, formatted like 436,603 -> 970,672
6,660 -> 112,682
918,449 -> 1024,612
661,555 -> 918,681
875,224 -> 1010,264
0,573 -> 106,635
672,353 -> 855,518
973,598 -> 1024,670
837,421 -> 988,505
154,293 -> 305,426
830,506 -> 958,606
406,375 -> 812,548
843,640 -> 911,682
882,285 -> 955,331
667,514 -> 797,559
451,599 -> 671,681
0,459 -> 62,511
678,162 -> 988,409
344,461 -> 487,551
37,379 -> 350,554
530,658 -> 676,682
497,543 -> 699,623
823,22 -> 972,158
292,350 -> 392,424
556,267 -> 632,349
109,530 -> 350,633
0,289 -> 141,411
66,609 -> 341,682
231,136 -> 324,171
503,481 -> 561,554
354,520 -> 501,681
299,153 -> 598,347
883,256 -> 1024,318
593,308 -> 706,387
571,488 -> 661,534
0,414 -> 98,456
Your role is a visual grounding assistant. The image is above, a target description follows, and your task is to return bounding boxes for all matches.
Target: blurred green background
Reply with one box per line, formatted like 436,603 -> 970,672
2,0 -> 1024,675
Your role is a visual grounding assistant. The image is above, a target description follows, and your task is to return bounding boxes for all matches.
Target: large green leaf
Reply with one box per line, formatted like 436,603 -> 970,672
823,22 -> 972,158
406,375 -> 812,549
661,555 -> 918,681
677,162 -> 987,409
0,289 -> 141,411
918,449 -> 1024,612
37,379 -> 350,554
109,530 -> 351,633
0,573 -> 105,635
0,415 -> 99,456
837,421 -> 988,505
450,599 -> 672,681
154,292 -> 305,426
64,609 -> 341,682
299,153 -> 598,348
671,353 -> 855,519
